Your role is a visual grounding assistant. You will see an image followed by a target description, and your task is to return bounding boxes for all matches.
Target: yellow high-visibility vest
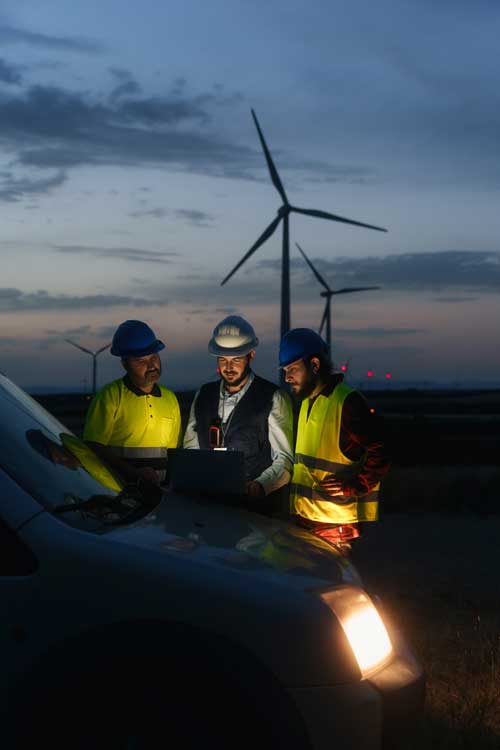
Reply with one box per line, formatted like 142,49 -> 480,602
291,382 -> 379,524
83,378 -> 181,458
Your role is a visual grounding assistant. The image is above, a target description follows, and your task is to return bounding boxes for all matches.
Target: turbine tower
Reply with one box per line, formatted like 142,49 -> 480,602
221,109 -> 387,342
296,243 -> 380,358
66,340 -> 111,394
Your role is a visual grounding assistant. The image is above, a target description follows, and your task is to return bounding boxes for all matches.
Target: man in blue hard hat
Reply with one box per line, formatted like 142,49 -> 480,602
184,315 -> 293,508
83,320 -> 181,486
279,328 -> 390,552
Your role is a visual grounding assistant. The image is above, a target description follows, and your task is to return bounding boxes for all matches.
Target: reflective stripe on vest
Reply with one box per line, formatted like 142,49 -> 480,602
294,453 -> 350,474
291,382 -> 379,524
106,445 -> 168,472
291,482 -> 378,508
107,446 -> 168,459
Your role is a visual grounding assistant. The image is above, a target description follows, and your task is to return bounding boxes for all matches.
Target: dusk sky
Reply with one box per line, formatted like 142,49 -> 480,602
1,0 -> 500,392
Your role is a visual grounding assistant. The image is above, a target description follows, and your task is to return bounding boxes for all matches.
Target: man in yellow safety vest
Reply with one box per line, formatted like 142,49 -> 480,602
279,328 -> 390,552
83,320 -> 181,487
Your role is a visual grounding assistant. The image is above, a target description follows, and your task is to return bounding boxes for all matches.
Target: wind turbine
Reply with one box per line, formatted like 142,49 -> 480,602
66,340 -> 111,394
221,109 -> 387,341
296,242 -> 380,358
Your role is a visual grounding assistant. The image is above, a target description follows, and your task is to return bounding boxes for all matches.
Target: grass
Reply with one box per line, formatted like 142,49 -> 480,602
353,513 -> 500,749
390,588 -> 500,748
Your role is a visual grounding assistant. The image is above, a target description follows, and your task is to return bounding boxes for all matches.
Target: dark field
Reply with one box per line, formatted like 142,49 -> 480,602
353,516 -> 500,749
33,387 -> 500,748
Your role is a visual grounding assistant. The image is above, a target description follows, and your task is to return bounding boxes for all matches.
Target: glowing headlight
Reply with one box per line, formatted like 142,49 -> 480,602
320,587 -> 393,677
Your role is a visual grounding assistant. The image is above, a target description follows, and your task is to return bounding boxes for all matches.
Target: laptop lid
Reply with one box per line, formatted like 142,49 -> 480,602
168,448 -> 246,496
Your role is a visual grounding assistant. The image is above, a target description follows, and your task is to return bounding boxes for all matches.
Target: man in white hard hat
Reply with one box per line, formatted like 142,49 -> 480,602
183,315 -> 293,505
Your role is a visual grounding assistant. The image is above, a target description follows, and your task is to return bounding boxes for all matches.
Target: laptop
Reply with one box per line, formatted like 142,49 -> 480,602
167,448 -> 246,497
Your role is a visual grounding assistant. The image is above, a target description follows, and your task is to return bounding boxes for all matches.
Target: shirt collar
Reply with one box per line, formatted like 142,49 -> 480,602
308,372 -> 344,405
219,370 -> 255,401
123,375 -> 162,397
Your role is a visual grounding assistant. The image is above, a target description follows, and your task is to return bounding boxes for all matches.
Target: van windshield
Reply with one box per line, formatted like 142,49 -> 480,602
0,374 -> 124,517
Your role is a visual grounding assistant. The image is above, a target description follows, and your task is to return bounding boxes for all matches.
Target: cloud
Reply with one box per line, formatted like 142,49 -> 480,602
0,57 -> 22,84
110,80 -> 142,100
0,170 -> 66,202
129,207 -> 169,219
0,74 -> 383,202
95,325 -> 118,339
433,296 -> 478,303
213,307 -> 238,314
108,68 -> 142,100
260,250 -> 500,292
45,324 -> 119,341
52,245 -> 177,264
45,325 -> 92,338
333,327 -> 425,337
0,24 -> 104,53
128,206 -> 214,226
0,288 -> 168,312
0,80 -> 361,191
118,95 -> 210,126
173,209 -> 214,226
1,83 -> 254,179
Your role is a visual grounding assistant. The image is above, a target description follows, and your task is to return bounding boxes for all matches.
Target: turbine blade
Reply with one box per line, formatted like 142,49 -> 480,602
319,303 -> 328,335
296,243 -> 331,291
66,339 -> 92,356
96,343 -> 111,355
221,215 -> 282,286
292,206 -> 387,233
251,109 -> 289,205
332,286 -> 381,295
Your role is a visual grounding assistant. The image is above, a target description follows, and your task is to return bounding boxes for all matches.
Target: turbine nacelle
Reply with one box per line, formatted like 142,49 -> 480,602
297,242 -> 381,357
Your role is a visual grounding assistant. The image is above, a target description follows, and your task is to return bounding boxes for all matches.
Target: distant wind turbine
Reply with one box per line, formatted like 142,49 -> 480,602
221,109 -> 387,341
296,243 -> 380,358
66,340 -> 111,394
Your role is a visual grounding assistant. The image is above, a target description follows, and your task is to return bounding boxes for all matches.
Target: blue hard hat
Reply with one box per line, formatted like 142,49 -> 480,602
110,320 -> 165,358
279,328 -> 328,368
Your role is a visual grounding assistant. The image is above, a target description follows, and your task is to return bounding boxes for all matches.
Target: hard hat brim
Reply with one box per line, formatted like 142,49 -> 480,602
208,338 -> 259,357
278,355 -> 304,370
111,340 -> 165,358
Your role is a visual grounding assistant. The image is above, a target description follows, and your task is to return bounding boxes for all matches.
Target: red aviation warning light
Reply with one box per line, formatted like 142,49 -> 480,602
367,370 -> 374,378
341,364 -> 348,372
385,372 -> 392,380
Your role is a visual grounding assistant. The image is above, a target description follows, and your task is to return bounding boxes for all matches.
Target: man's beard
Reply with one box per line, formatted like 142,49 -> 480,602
292,369 -> 316,400
144,363 -> 161,384
221,362 -> 251,389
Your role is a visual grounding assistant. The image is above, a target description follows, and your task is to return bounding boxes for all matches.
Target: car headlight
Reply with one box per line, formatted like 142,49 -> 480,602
320,586 -> 393,677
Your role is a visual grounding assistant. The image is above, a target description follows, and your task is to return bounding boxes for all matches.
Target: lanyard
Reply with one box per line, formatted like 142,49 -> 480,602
219,392 -> 238,446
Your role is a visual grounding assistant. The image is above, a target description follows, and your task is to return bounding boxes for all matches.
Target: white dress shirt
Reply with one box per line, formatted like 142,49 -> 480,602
183,372 -> 293,495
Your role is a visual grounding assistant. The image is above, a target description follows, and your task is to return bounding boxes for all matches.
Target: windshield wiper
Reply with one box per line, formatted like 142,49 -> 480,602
53,494 -> 123,514
53,482 -> 162,522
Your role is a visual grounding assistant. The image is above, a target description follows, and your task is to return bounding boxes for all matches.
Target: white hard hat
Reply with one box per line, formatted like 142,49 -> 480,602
208,315 -> 259,357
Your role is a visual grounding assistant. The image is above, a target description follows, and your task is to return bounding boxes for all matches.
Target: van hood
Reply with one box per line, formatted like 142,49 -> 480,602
103,490 -> 363,590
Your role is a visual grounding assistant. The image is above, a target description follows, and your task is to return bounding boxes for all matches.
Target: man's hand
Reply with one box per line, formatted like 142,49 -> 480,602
318,474 -> 344,497
246,480 -> 265,498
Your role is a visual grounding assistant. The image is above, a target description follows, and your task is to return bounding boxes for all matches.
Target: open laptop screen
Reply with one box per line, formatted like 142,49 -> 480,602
167,448 -> 246,496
